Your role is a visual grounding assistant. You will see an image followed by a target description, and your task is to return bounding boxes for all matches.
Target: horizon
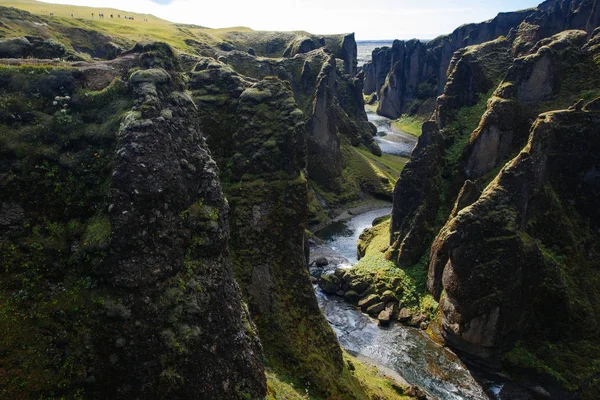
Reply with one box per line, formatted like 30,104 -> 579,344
35,0 -> 542,41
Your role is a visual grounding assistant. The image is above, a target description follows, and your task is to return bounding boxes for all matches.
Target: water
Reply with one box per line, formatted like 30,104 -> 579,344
315,208 -> 391,265
367,109 -> 417,157
311,209 -> 489,400
357,40 -> 393,67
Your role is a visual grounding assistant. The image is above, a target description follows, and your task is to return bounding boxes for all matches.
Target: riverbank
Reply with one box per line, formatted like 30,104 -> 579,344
365,102 -> 425,138
308,207 -> 489,399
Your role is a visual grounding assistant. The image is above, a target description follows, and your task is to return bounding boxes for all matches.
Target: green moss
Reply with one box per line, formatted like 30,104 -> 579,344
83,214 -> 111,249
266,351 -> 412,400
391,115 -> 425,137
338,141 -> 408,201
350,220 -> 435,313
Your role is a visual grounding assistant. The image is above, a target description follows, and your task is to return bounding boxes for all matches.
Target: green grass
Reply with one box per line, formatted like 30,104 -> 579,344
0,0 -> 349,59
266,351 -> 412,400
391,115 -> 425,137
340,142 -> 408,200
351,220 -> 437,314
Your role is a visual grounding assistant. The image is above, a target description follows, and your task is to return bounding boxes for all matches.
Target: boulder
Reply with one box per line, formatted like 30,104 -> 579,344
318,274 -> 341,294
377,303 -> 396,326
349,279 -> 370,294
381,290 -> 397,303
397,308 -> 412,322
366,302 -> 386,316
314,257 -> 329,267
358,294 -> 381,310
343,290 -> 361,304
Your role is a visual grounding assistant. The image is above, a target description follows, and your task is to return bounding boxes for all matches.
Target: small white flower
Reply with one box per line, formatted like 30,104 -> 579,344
55,96 -> 60,100
65,96 -> 71,100
60,109 -> 67,114
53,101 -> 58,105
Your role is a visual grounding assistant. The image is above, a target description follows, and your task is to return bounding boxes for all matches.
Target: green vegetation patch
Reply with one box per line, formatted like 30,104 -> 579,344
266,351 -> 412,400
350,220 -> 437,315
391,115 -> 425,137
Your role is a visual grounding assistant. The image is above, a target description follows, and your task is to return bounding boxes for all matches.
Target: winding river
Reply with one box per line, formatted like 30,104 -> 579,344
307,108 -> 555,399
310,208 -> 492,400
367,109 -> 417,157
307,110 -> 502,400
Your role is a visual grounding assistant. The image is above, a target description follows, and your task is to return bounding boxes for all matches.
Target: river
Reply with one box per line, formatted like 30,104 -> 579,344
367,108 -> 417,157
310,207 -> 494,400
307,109 -> 500,400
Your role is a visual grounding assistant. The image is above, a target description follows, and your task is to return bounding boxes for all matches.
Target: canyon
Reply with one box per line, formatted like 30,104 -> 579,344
0,0 -> 599,399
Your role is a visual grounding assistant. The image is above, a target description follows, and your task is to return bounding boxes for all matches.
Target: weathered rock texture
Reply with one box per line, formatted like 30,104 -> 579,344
218,47 -> 379,194
365,0 -> 600,119
188,59 -> 345,397
464,30 -> 590,179
0,45 -> 265,399
389,122 -> 444,268
429,106 -> 600,361
384,2 -> 600,394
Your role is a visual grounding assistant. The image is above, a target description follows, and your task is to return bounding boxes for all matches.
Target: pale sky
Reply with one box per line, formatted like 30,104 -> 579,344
41,0 -> 542,40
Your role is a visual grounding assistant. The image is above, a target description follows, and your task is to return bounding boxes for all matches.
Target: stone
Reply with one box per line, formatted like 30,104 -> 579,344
349,279 -> 370,294
377,303 -> 395,326
358,294 -> 381,310
398,308 -> 412,322
366,302 -> 386,316
381,290 -> 397,303
314,257 -> 329,267
343,290 -> 360,304
318,274 -> 340,294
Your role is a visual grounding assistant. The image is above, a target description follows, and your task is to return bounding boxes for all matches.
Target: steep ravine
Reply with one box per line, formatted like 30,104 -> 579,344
310,208 -> 487,400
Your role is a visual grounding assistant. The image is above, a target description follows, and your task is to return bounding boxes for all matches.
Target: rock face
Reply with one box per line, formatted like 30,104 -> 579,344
428,105 -> 600,359
0,45 -> 265,399
377,39 -> 430,119
363,7 -> 532,116
464,30 -> 589,179
189,59 -> 345,396
221,48 -> 378,193
435,37 -> 514,129
390,122 -> 444,268
365,0 -> 600,120
384,3 -> 600,392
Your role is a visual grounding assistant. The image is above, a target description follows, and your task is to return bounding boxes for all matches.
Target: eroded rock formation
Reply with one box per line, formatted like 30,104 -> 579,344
0,44 -> 266,399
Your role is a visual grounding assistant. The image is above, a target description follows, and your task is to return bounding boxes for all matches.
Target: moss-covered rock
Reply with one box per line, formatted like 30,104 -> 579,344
428,105 -> 600,390
0,44 -> 266,399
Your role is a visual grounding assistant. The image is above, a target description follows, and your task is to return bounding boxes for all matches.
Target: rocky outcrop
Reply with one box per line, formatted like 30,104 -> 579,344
221,48 -> 379,193
511,0 -> 600,56
367,0 -> 600,120
363,7 -> 532,116
0,36 -> 79,60
464,30 -> 591,179
428,104 -> 600,360
435,37 -> 513,129
189,60 -> 345,396
215,30 -> 358,74
0,45 -> 265,399
389,122 -> 445,268
377,39 -> 430,119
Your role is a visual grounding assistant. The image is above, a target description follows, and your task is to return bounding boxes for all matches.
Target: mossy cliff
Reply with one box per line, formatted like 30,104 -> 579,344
364,0 -> 600,120
362,3 -> 600,395
187,55 -> 408,399
0,44 -> 267,398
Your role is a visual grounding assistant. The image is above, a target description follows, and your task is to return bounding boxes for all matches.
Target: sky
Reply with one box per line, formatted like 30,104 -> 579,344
40,0 -> 542,40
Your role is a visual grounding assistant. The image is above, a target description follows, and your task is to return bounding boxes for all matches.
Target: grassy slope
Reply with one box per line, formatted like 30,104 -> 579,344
0,0 -> 346,57
349,220 -> 438,318
391,116 -> 424,137
266,351 -> 412,400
